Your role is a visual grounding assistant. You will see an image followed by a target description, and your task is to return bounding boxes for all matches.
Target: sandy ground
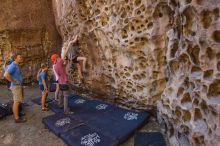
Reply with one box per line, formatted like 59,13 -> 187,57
0,85 -> 163,146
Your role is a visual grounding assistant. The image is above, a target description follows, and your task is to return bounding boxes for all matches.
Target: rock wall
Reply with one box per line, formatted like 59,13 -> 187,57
53,0 -> 220,145
0,0 -> 62,84
158,0 -> 220,145
52,0 -> 168,110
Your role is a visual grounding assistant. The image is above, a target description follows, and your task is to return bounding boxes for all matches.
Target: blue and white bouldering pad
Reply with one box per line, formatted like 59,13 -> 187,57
42,113 -> 84,137
47,100 -> 64,113
68,96 -> 90,112
69,98 -> 115,122
87,108 -> 149,143
84,99 -> 115,112
134,132 -> 166,146
42,94 -> 150,146
60,125 -> 118,146
70,107 -> 108,123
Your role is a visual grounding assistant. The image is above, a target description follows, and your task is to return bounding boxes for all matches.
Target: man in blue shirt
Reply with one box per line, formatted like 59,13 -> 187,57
3,58 -> 13,88
4,53 -> 26,123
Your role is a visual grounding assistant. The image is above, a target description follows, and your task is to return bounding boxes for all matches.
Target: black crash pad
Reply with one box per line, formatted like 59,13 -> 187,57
134,132 -> 166,146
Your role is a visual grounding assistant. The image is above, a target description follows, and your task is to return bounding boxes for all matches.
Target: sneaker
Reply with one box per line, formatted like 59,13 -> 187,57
15,117 -> 27,123
19,112 -> 25,117
42,107 -> 49,111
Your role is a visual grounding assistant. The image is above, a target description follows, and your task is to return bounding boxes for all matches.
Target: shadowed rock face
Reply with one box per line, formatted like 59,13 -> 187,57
0,0 -> 62,84
52,0 -> 220,145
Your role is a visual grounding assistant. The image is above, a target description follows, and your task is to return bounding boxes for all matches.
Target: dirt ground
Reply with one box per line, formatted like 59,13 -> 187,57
0,85 -> 163,146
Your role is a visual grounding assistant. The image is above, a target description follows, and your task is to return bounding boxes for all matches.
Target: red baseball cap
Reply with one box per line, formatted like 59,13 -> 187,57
51,54 -> 58,62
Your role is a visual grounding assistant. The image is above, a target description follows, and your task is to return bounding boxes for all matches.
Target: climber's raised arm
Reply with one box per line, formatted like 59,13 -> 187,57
61,35 -> 78,60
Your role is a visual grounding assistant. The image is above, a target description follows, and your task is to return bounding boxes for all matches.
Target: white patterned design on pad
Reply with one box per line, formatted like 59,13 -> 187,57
81,133 -> 101,146
55,117 -> 71,127
123,112 -> 138,120
96,104 -> 108,110
75,99 -> 86,104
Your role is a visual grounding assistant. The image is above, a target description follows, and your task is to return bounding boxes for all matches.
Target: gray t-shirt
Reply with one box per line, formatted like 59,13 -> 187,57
67,44 -> 79,60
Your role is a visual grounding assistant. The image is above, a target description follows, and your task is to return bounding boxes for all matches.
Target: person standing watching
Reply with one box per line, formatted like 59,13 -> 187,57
4,53 -> 27,123
37,64 -> 49,111
51,53 -> 71,114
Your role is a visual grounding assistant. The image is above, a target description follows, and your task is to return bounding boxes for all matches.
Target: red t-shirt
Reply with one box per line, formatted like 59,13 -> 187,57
54,58 -> 68,84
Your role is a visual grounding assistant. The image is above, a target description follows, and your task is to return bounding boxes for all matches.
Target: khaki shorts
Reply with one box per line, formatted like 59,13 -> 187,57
10,86 -> 23,102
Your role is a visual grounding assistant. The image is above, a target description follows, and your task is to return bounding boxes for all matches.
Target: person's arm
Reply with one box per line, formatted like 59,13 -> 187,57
54,65 -> 59,75
70,35 -> 78,45
41,72 -> 48,91
3,61 -> 7,70
37,69 -> 42,80
4,65 -> 20,85
62,35 -> 78,59
4,72 -> 20,85
42,79 -> 48,91
60,58 -> 67,66
53,65 -> 59,81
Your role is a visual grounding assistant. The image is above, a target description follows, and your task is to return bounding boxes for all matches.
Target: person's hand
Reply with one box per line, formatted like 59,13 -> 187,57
44,87 -> 48,92
70,35 -> 78,43
63,60 -> 67,65
14,80 -> 21,85
75,35 -> 78,40
72,35 -> 78,39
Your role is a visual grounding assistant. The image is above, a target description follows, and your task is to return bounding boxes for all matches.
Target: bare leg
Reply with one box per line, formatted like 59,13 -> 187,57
12,86 -> 26,122
13,101 -> 20,119
76,63 -> 83,79
77,56 -> 87,72
41,91 -> 48,109
55,83 -> 60,100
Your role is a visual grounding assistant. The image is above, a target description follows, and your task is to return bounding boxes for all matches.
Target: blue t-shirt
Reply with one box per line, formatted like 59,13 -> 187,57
38,71 -> 48,85
6,62 -> 23,87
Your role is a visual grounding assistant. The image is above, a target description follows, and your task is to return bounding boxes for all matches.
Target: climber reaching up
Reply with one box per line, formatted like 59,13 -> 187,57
61,35 -> 87,80
61,35 -> 78,60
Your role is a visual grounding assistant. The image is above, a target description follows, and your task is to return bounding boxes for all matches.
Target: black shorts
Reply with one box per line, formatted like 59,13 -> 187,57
59,84 -> 69,91
72,56 -> 79,63
39,85 -> 45,91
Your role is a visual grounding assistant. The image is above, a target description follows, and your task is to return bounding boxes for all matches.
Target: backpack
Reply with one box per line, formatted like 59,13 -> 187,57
1,101 -> 13,115
0,105 -> 7,119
